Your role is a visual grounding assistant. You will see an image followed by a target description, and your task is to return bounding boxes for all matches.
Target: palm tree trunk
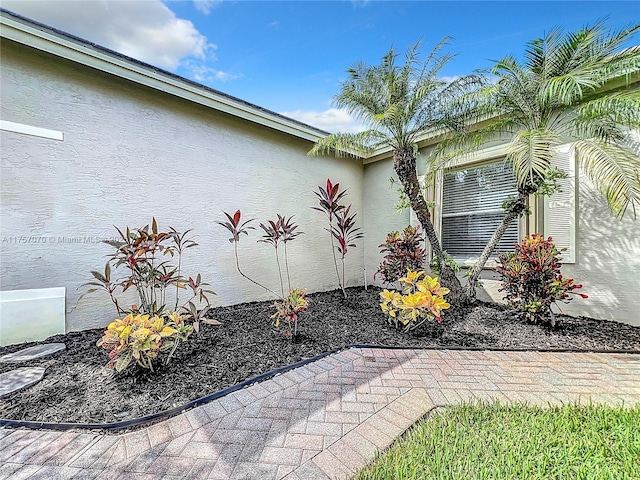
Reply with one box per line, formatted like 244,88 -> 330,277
392,148 -> 466,303
462,192 -> 528,300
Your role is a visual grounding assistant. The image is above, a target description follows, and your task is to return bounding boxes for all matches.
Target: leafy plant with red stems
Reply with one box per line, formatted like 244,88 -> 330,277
270,214 -> 303,292
332,204 -> 364,295
496,234 -> 588,327
313,179 -> 347,294
218,210 -> 309,337
216,210 -> 279,297
82,218 -> 214,324
375,225 -> 426,285
259,216 -> 285,297
312,178 -> 363,298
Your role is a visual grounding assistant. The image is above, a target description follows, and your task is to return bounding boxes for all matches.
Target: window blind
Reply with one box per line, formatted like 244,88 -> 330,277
442,161 -> 519,261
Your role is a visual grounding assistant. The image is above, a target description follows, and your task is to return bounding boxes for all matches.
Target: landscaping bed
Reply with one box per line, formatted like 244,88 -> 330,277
1,286 -> 639,425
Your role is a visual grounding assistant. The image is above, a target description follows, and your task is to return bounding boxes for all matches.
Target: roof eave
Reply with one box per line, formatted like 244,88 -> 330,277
0,9 -> 328,143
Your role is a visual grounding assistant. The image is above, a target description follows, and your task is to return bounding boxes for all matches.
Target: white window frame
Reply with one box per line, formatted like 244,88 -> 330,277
415,142 -> 578,267
423,144 -> 529,269
440,160 -> 524,267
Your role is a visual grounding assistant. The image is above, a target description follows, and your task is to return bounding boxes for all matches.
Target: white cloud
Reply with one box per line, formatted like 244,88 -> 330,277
3,0 -> 213,70
351,0 -> 370,8
186,62 -> 242,83
280,108 -> 367,134
193,0 -> 222,15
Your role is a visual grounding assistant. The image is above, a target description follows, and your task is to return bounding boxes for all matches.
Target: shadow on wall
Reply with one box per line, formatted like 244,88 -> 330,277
563,183 -> 640,324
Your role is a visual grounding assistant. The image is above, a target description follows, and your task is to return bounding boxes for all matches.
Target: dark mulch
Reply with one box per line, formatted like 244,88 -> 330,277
1,286 -> 639,425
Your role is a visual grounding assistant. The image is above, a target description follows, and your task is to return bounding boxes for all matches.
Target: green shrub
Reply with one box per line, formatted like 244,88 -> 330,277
375,225 -> 426,285
82,218 -> 214,318
496,234 -> 587,327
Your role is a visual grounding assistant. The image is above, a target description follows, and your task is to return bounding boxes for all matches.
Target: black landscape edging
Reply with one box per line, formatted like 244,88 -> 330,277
2,343 -> 639,432
0,347 -> 343,432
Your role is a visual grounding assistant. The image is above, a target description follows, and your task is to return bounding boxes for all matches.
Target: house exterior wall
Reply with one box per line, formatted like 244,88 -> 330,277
362,158 -> 410,287
363,147 -> 640,327
556,169 -> 640,325
0,39 -> 364,332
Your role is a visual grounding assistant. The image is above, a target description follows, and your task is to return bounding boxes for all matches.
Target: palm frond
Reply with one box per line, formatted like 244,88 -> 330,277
328,37 -> 460,151
507,128 -> 560,187
574,90 -> 640,135
525,26 -> 564,78
540,23 -> 640,105
425,116 -> 520,181
596,45 -> 640,85
489,56 -> 541,121
307,130 -> 387,158
541,72 -> 601,106
588,23 -> 640,77
574,139 -> 640,218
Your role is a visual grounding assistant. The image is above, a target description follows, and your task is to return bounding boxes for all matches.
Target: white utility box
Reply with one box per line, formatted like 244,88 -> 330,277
0,287 -> 66,346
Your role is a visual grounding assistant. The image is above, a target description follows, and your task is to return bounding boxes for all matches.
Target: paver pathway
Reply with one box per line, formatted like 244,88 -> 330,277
1,348 -> 639,479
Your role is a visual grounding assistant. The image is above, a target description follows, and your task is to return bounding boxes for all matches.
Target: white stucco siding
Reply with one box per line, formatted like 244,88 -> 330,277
557,169 -> 640,326
0,40 -> 364,332
362,159 -> 411,287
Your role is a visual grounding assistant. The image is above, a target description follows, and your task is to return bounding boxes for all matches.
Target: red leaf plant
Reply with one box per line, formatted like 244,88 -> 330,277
312,179 -> 364,298
218,210 -> 309,338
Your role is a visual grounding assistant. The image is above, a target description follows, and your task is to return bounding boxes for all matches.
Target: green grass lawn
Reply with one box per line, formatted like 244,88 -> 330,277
355,402 -> 640,480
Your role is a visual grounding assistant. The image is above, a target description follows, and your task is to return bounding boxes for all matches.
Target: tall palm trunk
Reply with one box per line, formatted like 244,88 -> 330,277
462,191 -> 529,301
392,148 -> 466,303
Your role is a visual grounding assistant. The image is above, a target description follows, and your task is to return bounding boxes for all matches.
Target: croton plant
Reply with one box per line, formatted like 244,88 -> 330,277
379,269 -> 451,332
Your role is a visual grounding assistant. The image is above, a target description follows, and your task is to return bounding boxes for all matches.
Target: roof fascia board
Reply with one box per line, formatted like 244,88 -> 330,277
0,12 -> 325,143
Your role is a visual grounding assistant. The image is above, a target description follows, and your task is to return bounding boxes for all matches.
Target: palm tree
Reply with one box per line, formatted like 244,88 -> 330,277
434,21 -> 640,300
308,39 -> 476,302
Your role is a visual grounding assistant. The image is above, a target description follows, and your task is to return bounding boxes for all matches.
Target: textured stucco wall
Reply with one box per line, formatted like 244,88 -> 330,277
0,40 -> 364,332
362,159 -> 411,287
556,169 -> 640,326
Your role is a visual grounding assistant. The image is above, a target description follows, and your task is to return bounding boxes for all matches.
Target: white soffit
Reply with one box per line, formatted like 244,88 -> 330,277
0,11 -> 326,143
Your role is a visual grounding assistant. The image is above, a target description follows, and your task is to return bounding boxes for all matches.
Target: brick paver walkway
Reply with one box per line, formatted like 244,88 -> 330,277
1,348 -> 639,479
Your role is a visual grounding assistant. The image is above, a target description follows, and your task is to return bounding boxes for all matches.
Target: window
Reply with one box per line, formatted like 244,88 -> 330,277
441,161 -> 519,263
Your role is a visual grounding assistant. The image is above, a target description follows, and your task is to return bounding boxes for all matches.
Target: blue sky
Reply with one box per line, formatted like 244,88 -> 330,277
4,1 -> 639,132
